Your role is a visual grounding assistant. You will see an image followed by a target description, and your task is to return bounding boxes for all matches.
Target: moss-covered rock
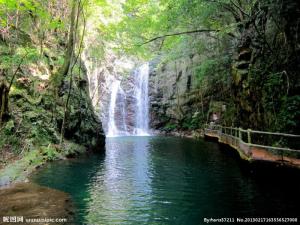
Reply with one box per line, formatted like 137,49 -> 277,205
0,35 -> 105,185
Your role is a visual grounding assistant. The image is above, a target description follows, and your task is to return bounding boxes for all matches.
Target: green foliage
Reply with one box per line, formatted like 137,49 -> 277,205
251,67 -> 300,134
277,96 -> 300,133
0,130 -> 21,154
90,0 -> 240,58
3,120 -> 14,135
164,122 -> 177,131
195,59 -> 219,83
182,112 -> 205,130
222,101 -> 236,126
10,85 -> 41,105
0,0 -> 62,33
0,0 -> 105,185
40,145 -> 59,161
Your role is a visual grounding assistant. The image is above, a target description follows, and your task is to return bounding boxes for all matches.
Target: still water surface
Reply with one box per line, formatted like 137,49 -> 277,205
31,136 -> 300,225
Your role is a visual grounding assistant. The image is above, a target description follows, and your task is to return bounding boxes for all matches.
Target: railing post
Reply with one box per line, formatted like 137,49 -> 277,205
247,129 -> 251,144
239,128 -> 242,140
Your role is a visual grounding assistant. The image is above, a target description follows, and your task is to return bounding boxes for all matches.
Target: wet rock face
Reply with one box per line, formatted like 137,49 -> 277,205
85,51 -> 206,133
119,75 -> 136,133
0,183 -> 74,225
83,50 -> 137,135
148,55 -> 203,130
230,0 -> 300,130
93,71 -> 137,134
55,65 -> 105,151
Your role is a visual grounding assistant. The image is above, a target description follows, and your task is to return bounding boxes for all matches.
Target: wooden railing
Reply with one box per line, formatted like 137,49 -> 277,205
204,124 -> 300,161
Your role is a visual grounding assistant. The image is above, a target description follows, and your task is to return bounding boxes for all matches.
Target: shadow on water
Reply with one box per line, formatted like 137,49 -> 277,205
215,140 -> 300,217
31,136 -> 300,225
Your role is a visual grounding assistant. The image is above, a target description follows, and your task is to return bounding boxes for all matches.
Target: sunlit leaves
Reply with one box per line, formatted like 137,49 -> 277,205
89,0 -> 241,58
48,19 -> 65,30
0,46 -> 38,69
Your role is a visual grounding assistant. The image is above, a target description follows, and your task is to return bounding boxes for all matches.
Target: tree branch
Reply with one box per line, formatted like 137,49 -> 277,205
142,29 -> 225,45
230,0 -> 250,18
8,51 -> 29,92
60,0 -> 87,146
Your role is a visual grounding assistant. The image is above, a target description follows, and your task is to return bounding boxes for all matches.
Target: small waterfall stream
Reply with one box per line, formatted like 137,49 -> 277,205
107,80 -> 121,137
106,63 -> 150,137
133,64 -> 150,136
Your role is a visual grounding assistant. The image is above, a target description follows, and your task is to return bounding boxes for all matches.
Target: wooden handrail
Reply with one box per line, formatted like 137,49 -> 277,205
205,124 -> 300,137
204,124 -> 300,152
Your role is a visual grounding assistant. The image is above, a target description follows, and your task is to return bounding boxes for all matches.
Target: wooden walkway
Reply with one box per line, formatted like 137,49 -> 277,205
204,124 -> 300,168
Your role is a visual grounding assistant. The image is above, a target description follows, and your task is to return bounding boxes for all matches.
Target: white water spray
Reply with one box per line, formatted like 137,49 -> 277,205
133,63 -> 150,136
106,63 -> 150,137
107,80 -> 121,137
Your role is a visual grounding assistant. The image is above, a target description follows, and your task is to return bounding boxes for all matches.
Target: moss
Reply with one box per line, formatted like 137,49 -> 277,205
0,27 -> 105,186
0,131 -> 22,155
10,85 -> 42,105
3,120 -> 14,135
0,140 -> 88,185
0,149 -> 42,185
163,123 -> 178,131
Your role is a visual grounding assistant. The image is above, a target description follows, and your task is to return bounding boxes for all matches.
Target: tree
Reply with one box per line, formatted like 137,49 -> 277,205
0,70 -> 9,126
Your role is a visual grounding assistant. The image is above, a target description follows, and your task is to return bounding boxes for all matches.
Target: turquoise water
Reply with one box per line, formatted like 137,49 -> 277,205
31,136 -> 300,225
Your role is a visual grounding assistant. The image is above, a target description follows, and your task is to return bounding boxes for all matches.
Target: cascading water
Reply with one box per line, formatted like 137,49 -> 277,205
106,63 -> 150,137
119,86 -> 129,134
133,63 -> 150,136
106,80 -> 121,137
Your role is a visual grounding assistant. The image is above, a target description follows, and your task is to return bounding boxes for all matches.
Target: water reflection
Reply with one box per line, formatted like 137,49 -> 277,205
31,137 -> 300,225
86,137 -> 153,224
30,154 -> 105,223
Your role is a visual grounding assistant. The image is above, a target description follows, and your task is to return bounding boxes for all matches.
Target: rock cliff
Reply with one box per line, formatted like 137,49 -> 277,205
148,55 -> 206,131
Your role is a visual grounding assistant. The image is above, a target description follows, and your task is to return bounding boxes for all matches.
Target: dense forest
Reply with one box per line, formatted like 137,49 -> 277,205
0,0 -> 300,224
0,0 -> 105,181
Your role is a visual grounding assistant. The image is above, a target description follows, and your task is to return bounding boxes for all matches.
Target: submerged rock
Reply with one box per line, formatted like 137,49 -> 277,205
0,183 -> 74,225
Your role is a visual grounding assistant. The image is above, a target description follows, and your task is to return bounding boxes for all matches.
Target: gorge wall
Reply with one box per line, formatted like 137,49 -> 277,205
148,55 -> 209,132
88,53 -> 217,135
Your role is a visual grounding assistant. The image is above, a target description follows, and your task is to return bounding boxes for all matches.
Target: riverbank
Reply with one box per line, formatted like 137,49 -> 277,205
0,141 -> 88,187
159,129 -> 204,139
0,142 -> 103,225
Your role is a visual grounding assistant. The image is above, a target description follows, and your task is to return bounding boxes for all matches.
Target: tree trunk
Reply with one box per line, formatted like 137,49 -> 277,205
0,72 -> 9,126
60,0 -> 83,146
57,0 -> 77,85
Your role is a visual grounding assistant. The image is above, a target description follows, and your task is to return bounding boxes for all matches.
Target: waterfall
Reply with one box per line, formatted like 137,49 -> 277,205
133,63 -> 150,136
119,86 -> 128,134
106,63 -> 150,137
107,80 -> 129,137
107,81 -> 120,137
